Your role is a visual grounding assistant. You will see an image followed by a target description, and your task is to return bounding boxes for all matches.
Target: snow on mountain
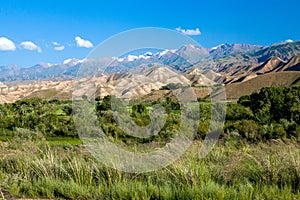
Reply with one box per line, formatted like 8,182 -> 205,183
38,62 -> 54,68
210,44 -> 225,50
63,58 -> 85,65
1,41 -> 299,83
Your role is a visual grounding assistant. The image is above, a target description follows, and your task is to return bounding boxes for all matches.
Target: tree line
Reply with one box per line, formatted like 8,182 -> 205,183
0,86 -> 299,142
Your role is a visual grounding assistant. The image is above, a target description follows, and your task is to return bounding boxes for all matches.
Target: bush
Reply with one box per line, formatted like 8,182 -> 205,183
258,123 -> 287,140
239,87 -> 300,123
236,120 -> 259,141
226,103 -> 254,121
130,103 -> 151,126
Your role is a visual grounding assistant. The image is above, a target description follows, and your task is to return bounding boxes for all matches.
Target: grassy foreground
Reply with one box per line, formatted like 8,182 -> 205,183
0,136 -> 299,199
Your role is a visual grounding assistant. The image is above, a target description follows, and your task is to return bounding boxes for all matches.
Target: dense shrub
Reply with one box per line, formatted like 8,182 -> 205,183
0,86 -> 299,142
230,86 -> 300,141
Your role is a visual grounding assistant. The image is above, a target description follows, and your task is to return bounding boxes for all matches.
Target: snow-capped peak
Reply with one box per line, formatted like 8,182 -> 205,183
63,58 -> 85,65
39,62 -> 54,68
211,44 -> 225,50
186,44 -> 197,49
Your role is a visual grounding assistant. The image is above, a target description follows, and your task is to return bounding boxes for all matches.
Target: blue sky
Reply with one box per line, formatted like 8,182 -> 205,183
0,0 -> 299,67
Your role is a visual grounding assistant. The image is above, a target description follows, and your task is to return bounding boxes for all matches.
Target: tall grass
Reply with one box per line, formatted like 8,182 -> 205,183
0,137 -> 299,199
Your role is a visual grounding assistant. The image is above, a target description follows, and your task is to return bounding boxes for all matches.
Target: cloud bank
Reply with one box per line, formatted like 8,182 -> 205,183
176,27 -> 201,36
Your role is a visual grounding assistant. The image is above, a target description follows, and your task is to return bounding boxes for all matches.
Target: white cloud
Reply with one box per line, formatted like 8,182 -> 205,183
157,49 -> 177,57
75,36 -> 93,48
52,41 -> 60,46
54,46 -> 65,51
176,27 -> 201,36
52,41 -> 65,51
126,55 -> 139,62
0,37 -> 16,51
117,52 -> 155,62
285,39 -> 293,43
20,41 -> 42,52
63,58 -> 85,65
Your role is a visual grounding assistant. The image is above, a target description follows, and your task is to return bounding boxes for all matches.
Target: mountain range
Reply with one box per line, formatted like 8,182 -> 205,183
1,41 -> 300,82
0,40 -> 300,103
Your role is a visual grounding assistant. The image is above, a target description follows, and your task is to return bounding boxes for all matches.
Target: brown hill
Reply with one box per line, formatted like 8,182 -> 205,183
202,70 -> 223,83
184,74 -> 216,86
252,56 -> 286,74
226,55 -> 300,85
225,71 -> 300,100
280,56 -> 300,71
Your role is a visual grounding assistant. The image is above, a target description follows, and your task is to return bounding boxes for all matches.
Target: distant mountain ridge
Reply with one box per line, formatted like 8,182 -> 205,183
208,43 -> 262,59
253,41 -> 300,62
0,40 -> 300,83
